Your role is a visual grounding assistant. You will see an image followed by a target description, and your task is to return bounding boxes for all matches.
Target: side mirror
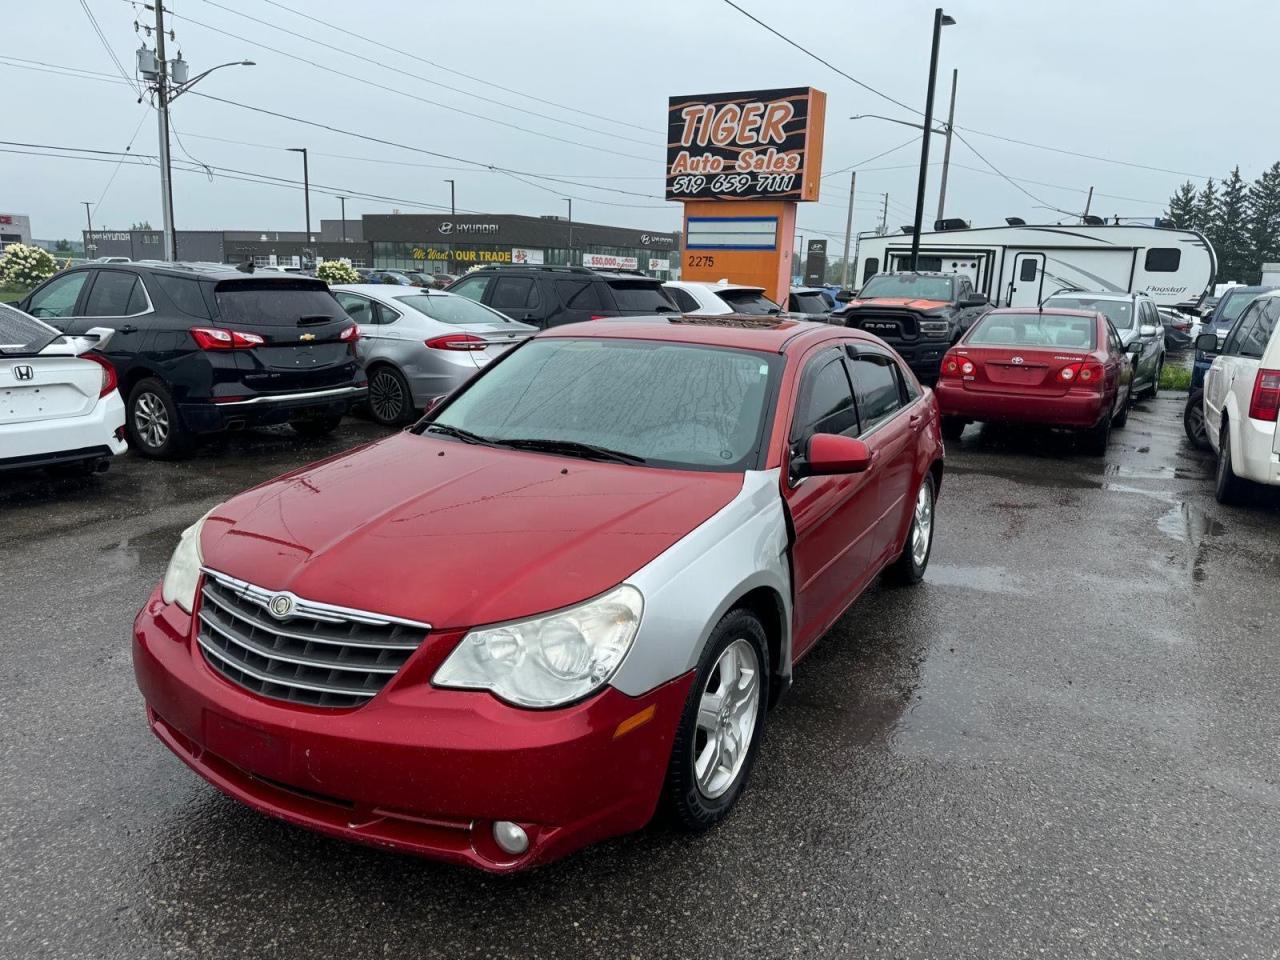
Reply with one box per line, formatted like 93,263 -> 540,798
1139,324 -> 1159,337
802,433 -> 873,476
423,395 -> 445,415
834,289 -> 854,303
1195,332 -> 1219,353
960,293 -> 989,307
1126,340 -> 1143,355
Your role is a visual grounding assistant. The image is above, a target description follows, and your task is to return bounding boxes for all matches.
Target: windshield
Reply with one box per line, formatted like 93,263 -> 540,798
859,274 -> 954,301
717,289 -> 780,315
967,311 -> 1096,349
430,338 -> 780,470
1214,290 -> 1261,327
1044,296 -> 1135,330
397,293 -> 519,325
0,303 -> 61,355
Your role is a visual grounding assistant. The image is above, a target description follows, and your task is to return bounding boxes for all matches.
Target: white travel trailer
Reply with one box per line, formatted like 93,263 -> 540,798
853,223 -> 1216,310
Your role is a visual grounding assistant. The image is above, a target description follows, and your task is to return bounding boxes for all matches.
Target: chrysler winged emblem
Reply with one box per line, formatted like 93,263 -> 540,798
268,593 -> 295,619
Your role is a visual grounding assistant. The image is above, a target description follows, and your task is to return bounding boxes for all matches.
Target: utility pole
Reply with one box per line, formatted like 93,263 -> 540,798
935,68 -> 958,224
337,195 -> 347,242
153,2 -> 176,261
565,198 -> 574,262
840,170 -> 857,288
1083,186 -> 1094,221
82,202 -> 96,258
796,234 -> 804,280
881,193 -> 890,235
444,179 -> 456,216
909,8 -> 955,268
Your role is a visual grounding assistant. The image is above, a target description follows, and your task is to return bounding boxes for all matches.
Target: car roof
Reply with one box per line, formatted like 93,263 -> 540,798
333,283 -> 445,297
538,315 -> 875,353
986,307 -> 1101,318
82,260 -> 314,282
870,271 -> 954,278
666,280 -> 765,293
1043,290 -> 1137,301
790,287 -> 828,294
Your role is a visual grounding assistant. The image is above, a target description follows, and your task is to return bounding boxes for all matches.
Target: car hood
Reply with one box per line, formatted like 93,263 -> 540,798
841,297 -> 950,313
199,432 -> 745,629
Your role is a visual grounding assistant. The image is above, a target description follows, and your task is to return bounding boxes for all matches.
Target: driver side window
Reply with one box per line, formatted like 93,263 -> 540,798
1223,302 -> 1263,357
26,272 -> 90,324
790,351 -> 859,475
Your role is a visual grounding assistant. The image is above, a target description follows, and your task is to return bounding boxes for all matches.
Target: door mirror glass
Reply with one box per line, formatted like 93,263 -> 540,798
803,433 -> 872,476
1139,324 -> 1159,337
1126,340 -> 1143,354
1195,332 -> 1219,353
960,293 -> 989,307
834,289 -> 854,303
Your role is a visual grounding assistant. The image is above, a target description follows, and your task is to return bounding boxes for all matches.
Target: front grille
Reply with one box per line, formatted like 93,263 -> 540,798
196,568 -> 430,709
850,310 -> 919,339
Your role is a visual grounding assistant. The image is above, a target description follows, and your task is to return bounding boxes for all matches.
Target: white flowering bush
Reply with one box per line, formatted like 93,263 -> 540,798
316,258 -> 360,285
0,243 -> 57,289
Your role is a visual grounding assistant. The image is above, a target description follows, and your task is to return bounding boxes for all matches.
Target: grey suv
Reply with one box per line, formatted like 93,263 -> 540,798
1039,290 -> 1166,399
446,265 -> 677,328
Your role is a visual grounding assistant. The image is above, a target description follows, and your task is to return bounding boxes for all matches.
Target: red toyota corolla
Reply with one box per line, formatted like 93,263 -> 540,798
934,307 -> 1136,453
133,317 -> 944,871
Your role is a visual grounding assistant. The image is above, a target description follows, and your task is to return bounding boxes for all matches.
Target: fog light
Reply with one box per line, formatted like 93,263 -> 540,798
493,820 -> 528,856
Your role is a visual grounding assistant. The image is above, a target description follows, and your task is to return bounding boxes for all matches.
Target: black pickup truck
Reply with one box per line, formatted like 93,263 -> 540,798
832,271 -> 991,382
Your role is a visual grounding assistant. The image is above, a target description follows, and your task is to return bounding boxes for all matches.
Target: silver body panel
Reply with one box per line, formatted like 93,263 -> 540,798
610,469 -> 792,698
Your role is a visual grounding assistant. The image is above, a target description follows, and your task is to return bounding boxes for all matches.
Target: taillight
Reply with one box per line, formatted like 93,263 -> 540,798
1060,360 -> 1104,385
84,352 -> 117,398
191,327 -> 265,350
590,314 -> 610,321
425,333 -> 487,351
1248,368 -> 1280,421
340,324 -> 358,342
940,352 -> 972,377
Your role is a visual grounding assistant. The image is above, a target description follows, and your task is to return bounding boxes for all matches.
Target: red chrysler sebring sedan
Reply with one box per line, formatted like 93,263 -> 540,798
934,307 -> 1136,453
133,316 -> 944,871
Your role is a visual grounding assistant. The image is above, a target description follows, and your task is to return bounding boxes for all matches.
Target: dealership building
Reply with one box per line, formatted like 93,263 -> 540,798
82,213 -> 681,277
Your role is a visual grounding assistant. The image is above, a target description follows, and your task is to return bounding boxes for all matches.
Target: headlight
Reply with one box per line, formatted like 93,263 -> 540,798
432,585 -> 643,708
161,512 -> 209,613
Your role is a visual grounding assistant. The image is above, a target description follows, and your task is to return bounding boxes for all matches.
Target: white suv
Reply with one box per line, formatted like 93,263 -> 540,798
1200,290 -> 1280,504
662,280 -> 786,317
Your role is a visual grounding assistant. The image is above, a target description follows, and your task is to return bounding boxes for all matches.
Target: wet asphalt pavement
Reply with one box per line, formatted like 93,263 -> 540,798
2,394 -> 1279,960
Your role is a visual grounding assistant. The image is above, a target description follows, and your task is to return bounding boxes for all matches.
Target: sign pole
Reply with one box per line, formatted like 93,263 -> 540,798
840,170 -> 856,289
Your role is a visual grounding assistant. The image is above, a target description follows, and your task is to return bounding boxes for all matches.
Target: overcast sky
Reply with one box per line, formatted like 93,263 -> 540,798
5,0 -> 1280,246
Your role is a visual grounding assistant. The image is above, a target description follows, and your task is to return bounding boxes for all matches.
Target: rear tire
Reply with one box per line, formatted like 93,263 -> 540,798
1184,389 -> 1210,449
1214,422 -> 1250,505
1084,406 -> 1112,456
940,416 -> 966,441
127,378 -> 190,460
664,609 -> 769,832
1146,359 -> 1162,399
885,472 -> 936,585
290,415 -> 343,438
367,365 -> 415,427
1113,398 -> 1129,428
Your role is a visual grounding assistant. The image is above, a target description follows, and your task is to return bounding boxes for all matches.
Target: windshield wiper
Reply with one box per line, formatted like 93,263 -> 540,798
495,438 -> 647,465
424,423 -> 494,445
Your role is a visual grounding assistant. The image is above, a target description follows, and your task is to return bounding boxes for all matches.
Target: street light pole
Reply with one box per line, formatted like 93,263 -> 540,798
564,198 -> 574,263
288,148 -> 311,241
337,195 -> 347,242
935,68 -> 958,224
82,201 -> 95,259
840,170 -> 856,289
909,8 -> 954,269
444,179 -> 455,216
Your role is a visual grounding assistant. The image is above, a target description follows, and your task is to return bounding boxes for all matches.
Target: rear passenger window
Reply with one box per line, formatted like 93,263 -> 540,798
155,274 -> 210,319
607,281 -> 676,312
1145,248 -> 1181,272
848,355 -> 904,431
491,276 -> 540,310
665,286 -> 700,312
1238,299 -> 1278,359
557,280 -> 602,311
449,274 -> 491,303
1224,302 -> 1263,357
84,271 -> 144,317
793,353 -> 858,439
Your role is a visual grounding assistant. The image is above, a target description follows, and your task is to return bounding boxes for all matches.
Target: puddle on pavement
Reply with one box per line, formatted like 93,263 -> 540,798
946,463 -> 1103,491
924,563 -> 1025,595
1154,502 -> 1226,583
98,520 -> 192,572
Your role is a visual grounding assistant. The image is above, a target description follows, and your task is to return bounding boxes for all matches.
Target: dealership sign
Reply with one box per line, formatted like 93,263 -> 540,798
665,87 -> 826,202
512,247 -> 544,265
412,247 -> 512,263
436,222 -> 499,236
581,253 -> 639,270
648,258 -> 671,272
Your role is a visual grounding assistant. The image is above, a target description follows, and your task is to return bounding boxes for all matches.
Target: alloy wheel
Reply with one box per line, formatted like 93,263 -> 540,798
370,370 -> 406,423
693,638 -> 760,800
910,480 -> 934,567
133,391 -> 170,448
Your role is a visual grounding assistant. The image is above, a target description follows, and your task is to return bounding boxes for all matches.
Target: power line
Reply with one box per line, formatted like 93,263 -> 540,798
192,0 -> 659,148
92,108 -> 153,212
256,0 -> 660,135
720,0 -> 922,117
167,8 -> 655,163
952,129 -> 1074,216
79,0 -> 140,95
821,136 -> 922,180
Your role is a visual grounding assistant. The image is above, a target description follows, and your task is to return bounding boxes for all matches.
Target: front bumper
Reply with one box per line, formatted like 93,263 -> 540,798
179,385 -> 366,434
936,380 -> 1108,429
0,391 -> 127,470
863,338 -> 950,380
132,587 -> 693,872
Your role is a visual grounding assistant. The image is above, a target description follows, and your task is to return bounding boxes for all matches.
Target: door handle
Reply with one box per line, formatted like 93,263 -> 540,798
117,324 -> 137,334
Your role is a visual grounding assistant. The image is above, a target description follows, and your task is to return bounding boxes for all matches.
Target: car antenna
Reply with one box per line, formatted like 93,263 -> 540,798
237,259 -> 255,274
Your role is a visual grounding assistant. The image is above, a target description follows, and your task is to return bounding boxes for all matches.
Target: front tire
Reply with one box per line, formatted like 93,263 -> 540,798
664,610 -> 769,832
1214,422 -> 1250,505
1184,389 -> 1209,449
1146,359 -> 1162,399
885,472 -> 936,585
940,416 -> 966,441
127,378 -> 190,460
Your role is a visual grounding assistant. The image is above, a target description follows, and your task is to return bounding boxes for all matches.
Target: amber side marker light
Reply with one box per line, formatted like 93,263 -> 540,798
613,705 -> 656,740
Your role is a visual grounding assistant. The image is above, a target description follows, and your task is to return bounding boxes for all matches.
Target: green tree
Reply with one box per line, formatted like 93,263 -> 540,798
1196,178 -> 1219,235
130,220 -> 152,230
1165,181 -> 1199,230
1247,162 -> 1280,276
54,238 -> 71,252
1209,167 -> 1252,283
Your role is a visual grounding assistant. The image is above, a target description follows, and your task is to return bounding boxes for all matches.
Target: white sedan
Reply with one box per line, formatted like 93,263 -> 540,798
0,303 -> 127,474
